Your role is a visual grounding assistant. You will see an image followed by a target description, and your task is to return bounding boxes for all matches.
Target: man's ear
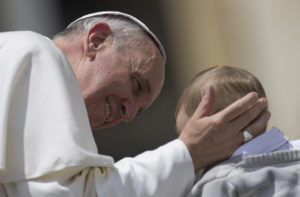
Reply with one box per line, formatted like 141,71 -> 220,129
84,22 -> 112,59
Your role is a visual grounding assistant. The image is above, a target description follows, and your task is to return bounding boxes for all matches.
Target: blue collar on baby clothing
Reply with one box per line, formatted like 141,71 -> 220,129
232,127 -> 293,157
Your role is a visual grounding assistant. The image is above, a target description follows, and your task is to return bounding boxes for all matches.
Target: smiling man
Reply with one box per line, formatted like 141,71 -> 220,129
0,11 -> 268,196
53,14 -> 165,129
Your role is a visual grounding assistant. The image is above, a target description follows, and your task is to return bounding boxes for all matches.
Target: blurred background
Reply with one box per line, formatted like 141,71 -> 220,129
1,0 -> 300,161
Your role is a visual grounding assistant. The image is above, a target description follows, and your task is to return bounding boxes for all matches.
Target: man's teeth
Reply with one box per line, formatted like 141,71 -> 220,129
105,99 -> 111,120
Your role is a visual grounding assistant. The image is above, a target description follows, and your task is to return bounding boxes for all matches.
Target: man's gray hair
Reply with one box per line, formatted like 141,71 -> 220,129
54,12 -> 166,62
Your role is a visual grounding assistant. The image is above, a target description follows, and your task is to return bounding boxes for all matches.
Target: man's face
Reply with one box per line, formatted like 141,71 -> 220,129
76,37 -> 165,130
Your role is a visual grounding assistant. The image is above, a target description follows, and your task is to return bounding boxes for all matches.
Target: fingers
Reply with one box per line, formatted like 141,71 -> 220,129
235,111 -> 271,146
217,92 -> 259,121
193,85 -> 215,118
231,97 -> 268,132
242,110 -> 271,137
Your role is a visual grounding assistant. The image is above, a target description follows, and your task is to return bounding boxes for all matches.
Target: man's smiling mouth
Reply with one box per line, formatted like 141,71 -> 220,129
105,97 -> 112,122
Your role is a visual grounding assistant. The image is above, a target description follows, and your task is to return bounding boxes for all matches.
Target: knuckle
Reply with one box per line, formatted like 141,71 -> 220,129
233,101 -> 244,110
248,118 -> 267,137
212,116 -> 223,127
249,124 -> 258,134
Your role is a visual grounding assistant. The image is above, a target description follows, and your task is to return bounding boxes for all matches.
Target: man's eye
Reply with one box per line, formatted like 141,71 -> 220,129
136,79 -> 142,92
132,78 -> 143,96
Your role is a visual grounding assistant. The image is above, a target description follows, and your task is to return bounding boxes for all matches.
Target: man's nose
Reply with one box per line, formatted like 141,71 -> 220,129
120,99 -> 138,122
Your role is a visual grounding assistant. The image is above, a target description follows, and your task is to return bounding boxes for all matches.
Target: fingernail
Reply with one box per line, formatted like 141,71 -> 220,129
249,92 -> 259,99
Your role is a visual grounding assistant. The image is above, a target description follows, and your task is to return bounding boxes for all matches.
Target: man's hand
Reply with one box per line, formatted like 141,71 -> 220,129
178,86 -> 270,171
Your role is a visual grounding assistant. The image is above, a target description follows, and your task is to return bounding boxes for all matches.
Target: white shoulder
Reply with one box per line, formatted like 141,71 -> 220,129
0,31 -> 63,59
0,31 -> 71,76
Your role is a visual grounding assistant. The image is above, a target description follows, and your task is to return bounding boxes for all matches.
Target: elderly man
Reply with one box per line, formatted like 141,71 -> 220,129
0,11 -> 268,196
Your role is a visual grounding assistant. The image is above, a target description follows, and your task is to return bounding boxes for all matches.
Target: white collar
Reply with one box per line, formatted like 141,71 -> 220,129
232,127 -> 292,157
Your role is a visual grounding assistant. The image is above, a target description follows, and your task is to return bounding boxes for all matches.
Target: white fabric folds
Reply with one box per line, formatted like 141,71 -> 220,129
0,31 -> 114,182
0,31 -> 195,197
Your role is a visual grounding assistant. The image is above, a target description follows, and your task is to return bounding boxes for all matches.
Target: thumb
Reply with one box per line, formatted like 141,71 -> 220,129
193,85 -> 215,118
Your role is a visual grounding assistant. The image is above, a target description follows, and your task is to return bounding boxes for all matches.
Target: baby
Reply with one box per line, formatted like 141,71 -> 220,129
175,66 -> 267,133
174,66 -> 299,197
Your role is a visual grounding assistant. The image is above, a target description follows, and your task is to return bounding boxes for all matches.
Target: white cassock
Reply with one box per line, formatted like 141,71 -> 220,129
0,31 -> 195,197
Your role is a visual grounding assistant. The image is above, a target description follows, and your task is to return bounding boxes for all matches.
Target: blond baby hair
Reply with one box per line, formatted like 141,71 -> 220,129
175,66 -> 266,130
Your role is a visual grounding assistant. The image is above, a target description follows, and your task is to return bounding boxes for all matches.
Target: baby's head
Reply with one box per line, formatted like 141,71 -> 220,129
175,66 -> 267,133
